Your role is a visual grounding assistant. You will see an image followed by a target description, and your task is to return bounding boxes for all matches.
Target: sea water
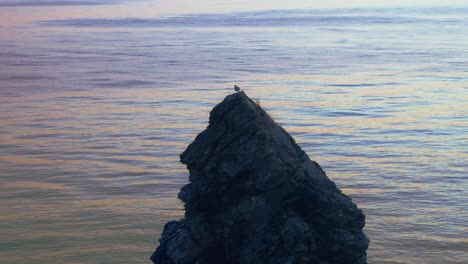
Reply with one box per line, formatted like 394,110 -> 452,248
0,6 -> 467,264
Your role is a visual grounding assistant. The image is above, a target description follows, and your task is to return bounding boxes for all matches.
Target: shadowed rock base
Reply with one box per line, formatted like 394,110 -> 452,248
151,92 -> 369,264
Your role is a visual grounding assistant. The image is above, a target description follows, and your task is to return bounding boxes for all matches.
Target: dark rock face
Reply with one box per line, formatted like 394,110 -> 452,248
151,92 -> 369,264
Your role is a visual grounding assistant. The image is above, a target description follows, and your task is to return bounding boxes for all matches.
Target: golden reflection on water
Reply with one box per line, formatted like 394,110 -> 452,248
2,82 -> 466,262
3,181 -> 72,191
1,7 -> 467,263
1,154 -> 153,173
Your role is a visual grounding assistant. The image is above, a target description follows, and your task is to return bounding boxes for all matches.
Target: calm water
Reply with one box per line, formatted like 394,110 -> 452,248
1,6 -> 467,264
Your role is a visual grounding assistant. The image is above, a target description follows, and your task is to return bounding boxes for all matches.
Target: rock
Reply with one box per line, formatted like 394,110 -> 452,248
151,91 -> 369,264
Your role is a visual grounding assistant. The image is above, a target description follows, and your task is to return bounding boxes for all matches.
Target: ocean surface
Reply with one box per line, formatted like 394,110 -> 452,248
0,5 -> 467,264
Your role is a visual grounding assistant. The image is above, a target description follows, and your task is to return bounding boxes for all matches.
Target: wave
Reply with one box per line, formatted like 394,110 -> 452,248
36,7 -> 467,28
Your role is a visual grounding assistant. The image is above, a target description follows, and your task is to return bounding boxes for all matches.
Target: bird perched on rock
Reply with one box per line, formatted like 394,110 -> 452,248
234,85 -> 240,92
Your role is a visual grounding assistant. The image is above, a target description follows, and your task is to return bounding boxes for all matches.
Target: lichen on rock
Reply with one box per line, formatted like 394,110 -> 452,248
151,91 -> 369,264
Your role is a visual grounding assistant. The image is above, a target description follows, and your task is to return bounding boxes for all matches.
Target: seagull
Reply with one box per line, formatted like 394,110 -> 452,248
234,85 -> 240,92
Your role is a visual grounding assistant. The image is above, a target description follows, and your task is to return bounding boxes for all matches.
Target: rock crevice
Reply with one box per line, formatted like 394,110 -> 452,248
151,91 -> 369,264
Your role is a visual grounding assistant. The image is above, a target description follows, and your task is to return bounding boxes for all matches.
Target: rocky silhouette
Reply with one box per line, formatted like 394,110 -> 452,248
151,91 -> 369,264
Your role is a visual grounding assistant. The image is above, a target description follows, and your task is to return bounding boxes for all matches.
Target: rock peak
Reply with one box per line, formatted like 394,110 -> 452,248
152,92 -> 369,264
181,91 -> 275,171
208,91 -> 272,129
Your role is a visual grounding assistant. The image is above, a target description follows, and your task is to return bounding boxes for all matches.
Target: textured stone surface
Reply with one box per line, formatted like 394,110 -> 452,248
151,91 -> 369,264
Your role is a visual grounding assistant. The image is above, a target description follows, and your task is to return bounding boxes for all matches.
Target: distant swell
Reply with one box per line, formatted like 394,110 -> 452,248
35,12 -> 442,28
